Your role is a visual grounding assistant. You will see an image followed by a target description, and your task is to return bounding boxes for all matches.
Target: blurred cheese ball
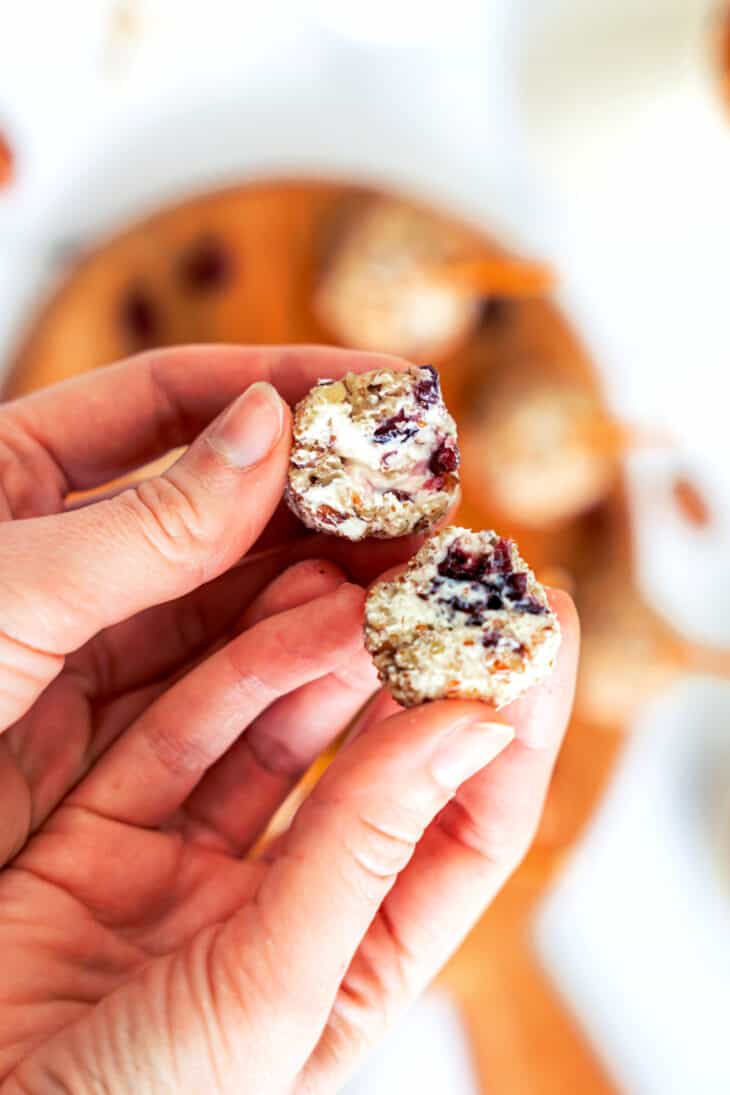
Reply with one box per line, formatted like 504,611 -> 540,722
461,369 -> 620,527
315,199 -> 481,360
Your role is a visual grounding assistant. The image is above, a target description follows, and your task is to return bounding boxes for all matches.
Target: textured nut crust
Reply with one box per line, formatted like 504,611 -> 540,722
364,526 -> 561,708
285,366 -> 459,541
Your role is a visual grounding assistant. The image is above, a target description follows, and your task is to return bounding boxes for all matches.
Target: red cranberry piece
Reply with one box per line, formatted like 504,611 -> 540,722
490,537 -> 513,574
437,538 -> 547,617
482,630 -> 500,648
437,545 -> 478,582
414,364 -> 441,406
437,544 -> 494,583
505,571 -> 528,599
177,235 -> 233,293
120,284 -> 159,347
513,597 -> 547,615
429,439 -> 459,476
386,488 -> 411,501
439,589 -> 487,620
373,409 -> 419,444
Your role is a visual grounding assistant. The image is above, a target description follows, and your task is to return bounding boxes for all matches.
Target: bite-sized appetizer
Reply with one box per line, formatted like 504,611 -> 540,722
286,365 -> 459,541
365,526 -> 560,708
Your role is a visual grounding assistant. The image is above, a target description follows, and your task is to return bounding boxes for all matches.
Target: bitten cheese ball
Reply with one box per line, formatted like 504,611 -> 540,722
364,527 -> 560,708
285,365 -> 459,541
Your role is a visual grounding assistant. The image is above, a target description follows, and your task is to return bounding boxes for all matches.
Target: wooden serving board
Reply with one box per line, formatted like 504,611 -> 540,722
4,179 -> 627,1095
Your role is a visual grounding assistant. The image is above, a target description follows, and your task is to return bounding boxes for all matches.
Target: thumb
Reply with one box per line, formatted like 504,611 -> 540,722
0,380 -> 289,731
214,703 -> 513,1068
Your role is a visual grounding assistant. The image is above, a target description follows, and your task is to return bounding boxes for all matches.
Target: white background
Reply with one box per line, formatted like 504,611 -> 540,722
2,2 -> 730,1092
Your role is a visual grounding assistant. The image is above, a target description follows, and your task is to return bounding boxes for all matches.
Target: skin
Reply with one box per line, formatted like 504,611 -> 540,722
0,346 -> 578,1095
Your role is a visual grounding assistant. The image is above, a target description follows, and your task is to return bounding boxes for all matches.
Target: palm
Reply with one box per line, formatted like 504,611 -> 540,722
0,793 -> 260,1080
0,516 -> 385,1084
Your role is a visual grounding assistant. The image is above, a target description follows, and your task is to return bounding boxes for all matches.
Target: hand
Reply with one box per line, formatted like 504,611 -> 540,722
0,346 -> 578,1095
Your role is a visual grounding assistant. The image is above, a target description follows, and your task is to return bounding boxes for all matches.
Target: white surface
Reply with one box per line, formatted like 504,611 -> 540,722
2,3 -> 730,1093
343,992 -> 479,1095
536,679 -> 730,1095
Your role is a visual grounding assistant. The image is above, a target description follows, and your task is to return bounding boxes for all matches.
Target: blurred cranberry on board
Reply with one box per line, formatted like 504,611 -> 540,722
0,131 -> 14,189
119,284 -> 160,348
672,475 -> 711,528
177,235 -> 233,294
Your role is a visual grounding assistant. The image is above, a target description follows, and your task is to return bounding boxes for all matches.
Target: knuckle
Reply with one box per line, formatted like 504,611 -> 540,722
439,797 -> 530,873
0,629 -> 64,731
224,644 -> 281,708
359,906 -> 413,1007
145,719 -> 219,779
327,908 -> 415,1062
121,476 -> 210,580
0,419 -> 67,519
246,729 -> 308,780
347,806 -> 421,891
330,655 -> 377,698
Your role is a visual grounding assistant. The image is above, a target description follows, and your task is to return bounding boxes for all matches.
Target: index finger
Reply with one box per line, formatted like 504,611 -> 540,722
4,345 -> 409,492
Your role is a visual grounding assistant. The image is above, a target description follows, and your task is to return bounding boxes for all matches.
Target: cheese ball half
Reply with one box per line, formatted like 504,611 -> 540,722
286,365 -> 459,541
365,526 -> 560,707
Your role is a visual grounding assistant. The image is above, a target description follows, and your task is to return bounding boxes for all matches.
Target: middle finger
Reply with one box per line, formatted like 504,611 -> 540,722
69,583 -> 366,826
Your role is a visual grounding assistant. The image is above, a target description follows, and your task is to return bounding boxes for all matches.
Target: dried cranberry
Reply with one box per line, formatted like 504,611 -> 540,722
414,364 -> 441,407
504,571 -> 528,599
429,439 -> 459,476
441,589 -> 487,620
513,597 -> 547,615
120,284 -> 159,346
386,488 -> 411,502
373,409 -> 418,445
177,235 -> 233,293
482,631 -> 500,648
490,537 -> 513,574
437,538 -> 547,617
437,546 -> 478,582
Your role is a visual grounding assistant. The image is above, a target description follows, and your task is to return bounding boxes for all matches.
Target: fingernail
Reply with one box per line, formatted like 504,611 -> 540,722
431,721 -> 515,790
210,382 -> 284,468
